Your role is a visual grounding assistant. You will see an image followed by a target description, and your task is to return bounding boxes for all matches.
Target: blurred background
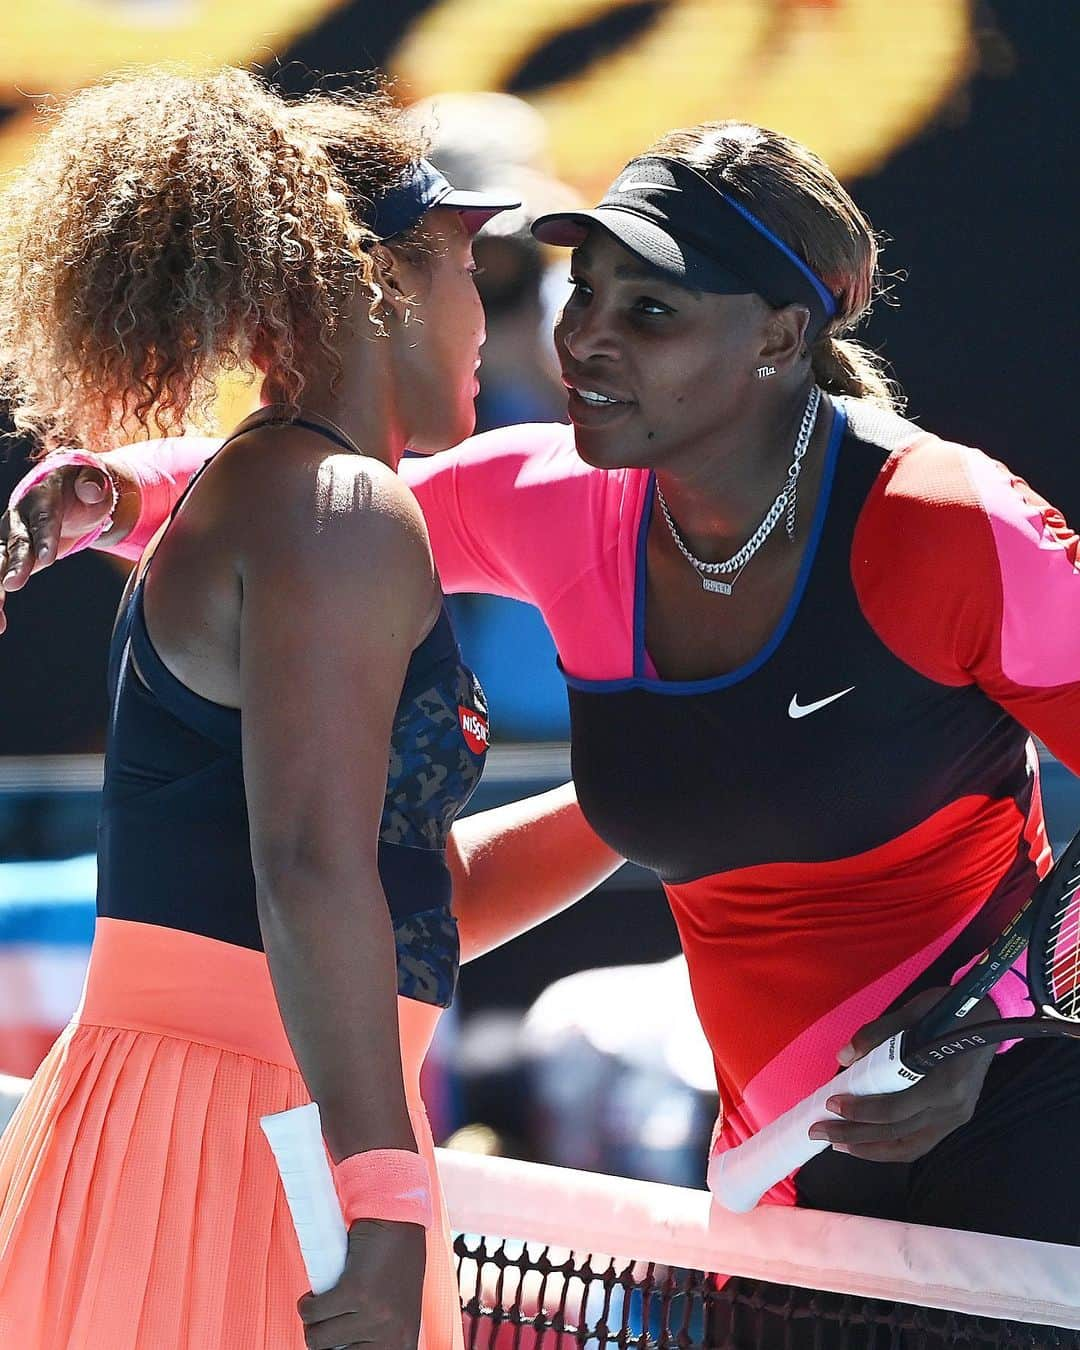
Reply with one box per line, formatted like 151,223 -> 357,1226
0,1 -> 1076,1180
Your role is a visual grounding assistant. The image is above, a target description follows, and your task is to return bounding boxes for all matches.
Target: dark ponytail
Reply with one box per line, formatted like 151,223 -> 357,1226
811,334 -> 901,408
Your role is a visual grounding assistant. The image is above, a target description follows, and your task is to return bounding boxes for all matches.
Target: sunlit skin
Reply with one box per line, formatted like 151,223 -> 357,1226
376,208 -> 488,457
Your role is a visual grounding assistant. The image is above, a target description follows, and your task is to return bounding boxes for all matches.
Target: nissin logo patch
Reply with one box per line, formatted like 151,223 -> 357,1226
458,706 -> 489,755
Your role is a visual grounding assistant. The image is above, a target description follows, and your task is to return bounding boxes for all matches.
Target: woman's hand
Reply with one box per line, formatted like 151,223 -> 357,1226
0,463 -> 114,630
298,1219 -> 426,1350
807,987 -> 997,1163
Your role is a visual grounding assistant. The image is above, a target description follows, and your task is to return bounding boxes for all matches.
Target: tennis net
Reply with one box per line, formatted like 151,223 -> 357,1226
436,1148 -> 1080,1350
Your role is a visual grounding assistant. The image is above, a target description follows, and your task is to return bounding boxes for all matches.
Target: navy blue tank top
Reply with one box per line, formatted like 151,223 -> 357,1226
98,417 -> 488,1008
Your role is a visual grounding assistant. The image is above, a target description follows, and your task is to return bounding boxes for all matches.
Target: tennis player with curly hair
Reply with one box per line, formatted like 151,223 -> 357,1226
0,69 -> 621,1350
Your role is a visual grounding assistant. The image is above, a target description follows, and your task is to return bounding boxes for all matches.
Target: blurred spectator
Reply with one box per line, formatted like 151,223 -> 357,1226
447,957 -> 718,1187
521,957 -> 718,1186
408,93 -> 581,741
446,1007 -> 535,1161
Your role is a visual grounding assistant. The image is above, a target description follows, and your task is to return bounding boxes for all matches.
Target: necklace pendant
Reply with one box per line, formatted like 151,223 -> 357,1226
702,577 -> 733,595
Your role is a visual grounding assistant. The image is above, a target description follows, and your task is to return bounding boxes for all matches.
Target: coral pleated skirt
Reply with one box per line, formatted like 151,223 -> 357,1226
0,917 -> 464,1350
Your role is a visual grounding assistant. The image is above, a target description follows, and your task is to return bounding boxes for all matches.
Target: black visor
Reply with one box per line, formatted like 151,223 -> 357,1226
532,156 -> 836,337
369,159 -> 520,241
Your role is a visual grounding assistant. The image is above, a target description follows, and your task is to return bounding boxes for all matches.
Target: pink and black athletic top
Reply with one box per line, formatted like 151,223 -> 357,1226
106,395 -> 1080,1204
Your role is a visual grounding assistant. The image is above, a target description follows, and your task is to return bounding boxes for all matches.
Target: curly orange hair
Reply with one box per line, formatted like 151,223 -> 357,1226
0,68 -> 425,452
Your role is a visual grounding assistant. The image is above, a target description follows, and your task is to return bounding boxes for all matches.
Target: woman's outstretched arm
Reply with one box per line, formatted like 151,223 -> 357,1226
449,782 -> 623,963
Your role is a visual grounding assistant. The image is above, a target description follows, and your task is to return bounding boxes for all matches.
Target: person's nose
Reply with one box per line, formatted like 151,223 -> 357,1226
558,301 -> 621,366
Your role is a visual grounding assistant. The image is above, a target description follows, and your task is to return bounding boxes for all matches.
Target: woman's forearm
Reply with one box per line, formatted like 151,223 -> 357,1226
257,862 -> 416,1161
99,439 -> 214,558
449,782 -> 623,963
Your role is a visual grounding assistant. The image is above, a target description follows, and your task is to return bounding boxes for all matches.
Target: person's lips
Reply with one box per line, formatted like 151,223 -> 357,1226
561,375 -> 636,426
561,375 -> 634,406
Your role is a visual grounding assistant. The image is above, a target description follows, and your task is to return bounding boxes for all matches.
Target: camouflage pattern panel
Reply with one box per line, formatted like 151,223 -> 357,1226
382,662 -> 489,850
379,608 -> 489,1008
393,905 -> 461,1009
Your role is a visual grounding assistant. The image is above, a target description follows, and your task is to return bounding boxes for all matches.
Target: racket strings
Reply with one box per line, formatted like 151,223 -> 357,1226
1043,871 -> 1080,1018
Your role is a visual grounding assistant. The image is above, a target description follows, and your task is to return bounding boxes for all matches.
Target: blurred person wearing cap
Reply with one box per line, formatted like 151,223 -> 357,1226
0,70 -> 625,1350
7,117 -> 1080,1293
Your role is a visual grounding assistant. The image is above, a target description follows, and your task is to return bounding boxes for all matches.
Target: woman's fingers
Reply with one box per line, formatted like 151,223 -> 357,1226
73,466 -> 111,507
808,1033 -> 993,1162
828,1124 -> 949,1164
0,505 -> 36,592
837,988 -> 943,1066
810,1102 -> 937,1146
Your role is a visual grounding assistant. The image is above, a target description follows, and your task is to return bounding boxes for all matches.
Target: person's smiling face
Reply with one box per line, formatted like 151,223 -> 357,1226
554,227 -> 772,472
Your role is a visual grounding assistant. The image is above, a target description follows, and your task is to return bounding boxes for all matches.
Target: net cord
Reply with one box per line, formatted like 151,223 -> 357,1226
436,1148 -> 1080,1330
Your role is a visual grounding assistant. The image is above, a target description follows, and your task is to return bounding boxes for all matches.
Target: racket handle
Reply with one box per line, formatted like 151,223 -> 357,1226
708,1034 -> 921,1213
260,1103 -> 348,1295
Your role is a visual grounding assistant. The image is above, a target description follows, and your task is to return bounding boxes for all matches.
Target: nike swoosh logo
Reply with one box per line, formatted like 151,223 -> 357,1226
615,180 -> 682,194
787,687 -> 856,719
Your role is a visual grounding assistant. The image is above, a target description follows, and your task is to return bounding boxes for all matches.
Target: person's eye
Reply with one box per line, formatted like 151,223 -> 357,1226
467,264 -> 485,278
634,295 -> 674,317
567,276 -> 592,300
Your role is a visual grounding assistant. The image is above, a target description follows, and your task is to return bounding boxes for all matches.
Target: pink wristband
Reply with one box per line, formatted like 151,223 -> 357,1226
334,1149 -> 434,1230
10,451 -> 118,555
950,948 -> 1033,1054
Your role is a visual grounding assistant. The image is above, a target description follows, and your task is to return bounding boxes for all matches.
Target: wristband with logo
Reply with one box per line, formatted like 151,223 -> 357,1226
334,1149 -> 433,1230
950,948 -> 1033,1054
11,450 -> 118,555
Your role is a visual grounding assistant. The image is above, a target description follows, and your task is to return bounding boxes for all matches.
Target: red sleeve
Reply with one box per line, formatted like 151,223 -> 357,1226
853,434 -> 1080,776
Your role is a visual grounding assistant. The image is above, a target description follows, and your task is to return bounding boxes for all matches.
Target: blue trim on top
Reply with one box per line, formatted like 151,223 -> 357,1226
562,399 -> 847,695
632,485 -> 655,679
719,191 -> 837,320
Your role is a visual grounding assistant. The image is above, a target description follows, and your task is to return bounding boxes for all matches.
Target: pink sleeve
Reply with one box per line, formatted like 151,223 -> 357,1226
955,453 -> 1080,776
106,437 -> 220,561
400,422 -> 589,601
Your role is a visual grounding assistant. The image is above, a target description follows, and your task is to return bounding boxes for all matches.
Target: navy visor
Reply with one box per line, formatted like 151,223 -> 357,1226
533,156 -> 837,337
369,159 -> 520,240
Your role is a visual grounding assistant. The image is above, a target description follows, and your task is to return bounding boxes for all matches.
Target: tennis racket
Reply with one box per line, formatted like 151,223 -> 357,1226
710,825 -> 1080,1213
261,1102 -> 348,1294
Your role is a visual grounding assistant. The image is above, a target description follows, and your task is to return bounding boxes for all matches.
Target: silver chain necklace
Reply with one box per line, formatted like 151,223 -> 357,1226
655,385 -> 821,595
